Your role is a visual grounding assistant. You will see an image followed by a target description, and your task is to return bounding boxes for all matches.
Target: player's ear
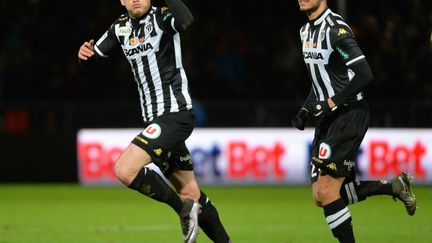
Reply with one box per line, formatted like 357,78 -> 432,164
120,0 -> 125,7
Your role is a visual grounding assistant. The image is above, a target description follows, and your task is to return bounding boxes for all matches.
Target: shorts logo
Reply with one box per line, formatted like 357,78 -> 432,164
153,148 -> 163,156
142,123 -> 161,139
180,154 -> 192,165
319,142 -> 332,159
327,162 -> 337,171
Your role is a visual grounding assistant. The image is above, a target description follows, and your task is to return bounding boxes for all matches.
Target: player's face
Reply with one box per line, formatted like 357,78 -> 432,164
120,0 -> 151,18
298,0 -> 322,12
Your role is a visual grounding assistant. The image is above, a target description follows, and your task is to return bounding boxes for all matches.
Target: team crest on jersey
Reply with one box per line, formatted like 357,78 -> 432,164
142,123 -> 161,139
145,22 -> 154,35
319,29 -> 326,41
117,26 -> 132,36
319,142 -> 332,159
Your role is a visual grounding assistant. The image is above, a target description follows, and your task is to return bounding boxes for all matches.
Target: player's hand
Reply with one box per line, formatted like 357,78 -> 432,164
78,39 -> 95,61
292,107 -> 310,130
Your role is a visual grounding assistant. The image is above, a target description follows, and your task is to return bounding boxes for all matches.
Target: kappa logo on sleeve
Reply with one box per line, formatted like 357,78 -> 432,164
319,142 -> 332,159
338,28 -> 348,36
142,123 -> 161,139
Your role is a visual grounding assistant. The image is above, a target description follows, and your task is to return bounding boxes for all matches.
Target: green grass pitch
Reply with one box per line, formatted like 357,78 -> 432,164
0,185 -> 430,243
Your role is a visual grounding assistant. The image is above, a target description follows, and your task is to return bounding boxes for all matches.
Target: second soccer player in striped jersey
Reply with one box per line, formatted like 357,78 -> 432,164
292,0 -> 417,242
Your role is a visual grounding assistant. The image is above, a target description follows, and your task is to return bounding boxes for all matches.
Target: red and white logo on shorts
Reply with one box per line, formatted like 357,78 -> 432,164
319,142 -> 332,159
142,123 -> 161,139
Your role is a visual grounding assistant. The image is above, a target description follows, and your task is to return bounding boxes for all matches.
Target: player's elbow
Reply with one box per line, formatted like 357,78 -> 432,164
363,65 -> 374,85
177,15 -> 194,32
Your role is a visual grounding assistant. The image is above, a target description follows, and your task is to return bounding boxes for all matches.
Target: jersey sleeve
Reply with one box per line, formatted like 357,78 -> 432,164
156,7 -> 179,35
330,28 -> 374,106
330,27 -> 366,67
93,24 -> 119,58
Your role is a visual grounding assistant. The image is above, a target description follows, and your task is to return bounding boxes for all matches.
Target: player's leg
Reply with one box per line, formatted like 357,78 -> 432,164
309,102 -> 373,242
166,142 -> 231,243
117,111 -> 201,243
169,170 -> 231,243
114,143 -> 185,214
340,173 -> 417,215
313,173 -> 355,243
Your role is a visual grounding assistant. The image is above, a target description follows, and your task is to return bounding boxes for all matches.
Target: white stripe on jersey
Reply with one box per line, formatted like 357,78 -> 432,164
310,64 -> 325,101
169,86 -> 178,113
314,9 -> 331,26
94,46 -> 107,58
147,51 -> 165,117
170,18 -> 178,32
346,55 -> 365,66
138,58 -> 153,120
174,34 -> 193,110
318,65 -> 335,98
317,21 -> 335,98
336,20 -> 353,33
94,32 -> 109,57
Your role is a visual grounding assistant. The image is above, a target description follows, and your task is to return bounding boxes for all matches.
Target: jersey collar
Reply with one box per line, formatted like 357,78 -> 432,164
309,7 -> 331,27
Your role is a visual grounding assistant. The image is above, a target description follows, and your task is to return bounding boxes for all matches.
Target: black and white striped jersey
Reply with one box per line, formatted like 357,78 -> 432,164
300,8 -> 367,104
93,6 -> 192,122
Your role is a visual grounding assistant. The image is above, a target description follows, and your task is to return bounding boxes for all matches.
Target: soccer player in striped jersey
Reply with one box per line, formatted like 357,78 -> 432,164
292,0 -> 417,242
78,1 -> 230,242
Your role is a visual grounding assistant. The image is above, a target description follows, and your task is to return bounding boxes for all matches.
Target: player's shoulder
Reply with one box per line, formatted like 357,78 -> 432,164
113,13 -> 130,25
299,23 -> 310,39
155,5 -> 173,21
326,11 -> 354,38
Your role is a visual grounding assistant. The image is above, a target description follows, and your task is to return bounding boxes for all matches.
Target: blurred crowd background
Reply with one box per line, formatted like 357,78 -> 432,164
0,0 -> 431,133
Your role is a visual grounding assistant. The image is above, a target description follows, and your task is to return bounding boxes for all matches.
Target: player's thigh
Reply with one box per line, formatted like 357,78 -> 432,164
115,143 -> 152,183
168,170 -> 201,200
314,173 -> 345,205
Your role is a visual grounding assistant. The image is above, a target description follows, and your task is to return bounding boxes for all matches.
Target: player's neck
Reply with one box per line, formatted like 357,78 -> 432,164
306,4 -> 327,21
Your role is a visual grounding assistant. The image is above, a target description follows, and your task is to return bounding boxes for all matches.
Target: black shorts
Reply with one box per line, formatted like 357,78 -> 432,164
310,100 -> 369,182
131,110 -> 195,177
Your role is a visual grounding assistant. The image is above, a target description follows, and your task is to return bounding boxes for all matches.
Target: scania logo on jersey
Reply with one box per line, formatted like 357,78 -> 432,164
125,42 -> 154,56
303,51 -> 324,60
141,123 -> 161,139
319,142 -> 332,159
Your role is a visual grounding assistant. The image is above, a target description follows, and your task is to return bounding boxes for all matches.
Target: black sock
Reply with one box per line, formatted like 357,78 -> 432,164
323,198 -> 355,243
128,168 -> 183,214
198,190 -> 230,243
340,180 -> 393,205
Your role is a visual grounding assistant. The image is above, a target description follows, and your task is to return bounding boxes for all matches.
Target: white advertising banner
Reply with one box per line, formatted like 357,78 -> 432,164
77,128 -> 432,185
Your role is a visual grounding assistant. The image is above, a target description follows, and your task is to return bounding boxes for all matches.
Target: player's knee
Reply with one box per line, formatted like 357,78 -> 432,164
114,161 -> 137,186
312,192 -> 322,207
316,185 -> 338,205
178,186 -> 201,201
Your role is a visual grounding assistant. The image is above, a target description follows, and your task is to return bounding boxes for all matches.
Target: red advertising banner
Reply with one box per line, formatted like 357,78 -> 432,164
77,129 -> 432,185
